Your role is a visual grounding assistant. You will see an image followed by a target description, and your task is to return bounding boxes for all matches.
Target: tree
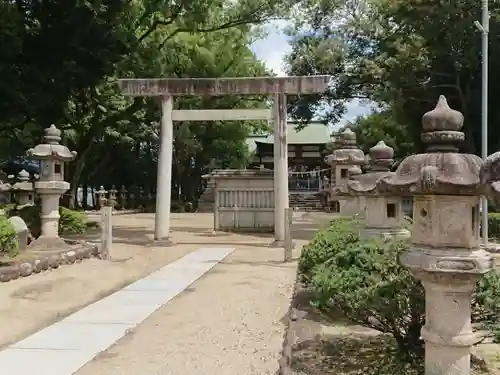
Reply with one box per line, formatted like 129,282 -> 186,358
1,0 -> 296,207
339,110 -> 414,162
285,0 -> 500,155
69,24 -> 271,205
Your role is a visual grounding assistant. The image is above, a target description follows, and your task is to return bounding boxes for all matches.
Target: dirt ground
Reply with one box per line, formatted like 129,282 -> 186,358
0,212 -> 331,357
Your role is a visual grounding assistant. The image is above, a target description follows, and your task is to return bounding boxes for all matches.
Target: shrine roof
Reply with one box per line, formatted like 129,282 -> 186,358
246,122 -> 332,153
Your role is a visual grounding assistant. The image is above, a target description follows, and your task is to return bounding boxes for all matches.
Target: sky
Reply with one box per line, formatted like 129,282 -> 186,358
249,21 -> 372,129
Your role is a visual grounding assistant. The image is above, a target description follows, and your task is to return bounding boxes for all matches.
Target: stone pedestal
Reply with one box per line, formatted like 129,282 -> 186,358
39,191 -> 64,238
420,277 -> 476,375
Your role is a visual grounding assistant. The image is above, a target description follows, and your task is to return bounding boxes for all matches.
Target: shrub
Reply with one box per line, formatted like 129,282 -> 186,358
301,219 -> 500,368
171,200 -> 186,213
298,218 -> 359,281
0,214 -> 19,257
15,204 -> 41,237
488,212 -> 500,239
59,207 -> 87,235
5,204 -> 87,237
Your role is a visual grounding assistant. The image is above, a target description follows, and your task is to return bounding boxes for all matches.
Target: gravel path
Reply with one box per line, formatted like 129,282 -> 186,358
0,212 -> 330,374
74,240 -> 301,375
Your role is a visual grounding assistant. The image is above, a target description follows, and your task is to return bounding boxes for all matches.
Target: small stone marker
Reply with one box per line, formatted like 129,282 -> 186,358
100,205 -> 112,259
284,208 -> 293,262
8,216 -> 29,251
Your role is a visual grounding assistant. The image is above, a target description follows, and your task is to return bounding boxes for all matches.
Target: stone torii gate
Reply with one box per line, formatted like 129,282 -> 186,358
118,76 -> 329,245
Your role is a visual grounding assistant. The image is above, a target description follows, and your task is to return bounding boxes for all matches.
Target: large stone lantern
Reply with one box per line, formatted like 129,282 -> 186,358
26,125 -> 77,249
378,96 -> 493,375
343,140 -> 410,239
325,128 -> 365,214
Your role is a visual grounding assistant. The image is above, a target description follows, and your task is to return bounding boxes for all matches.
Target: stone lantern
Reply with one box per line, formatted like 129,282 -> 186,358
325,128 -> 365,214
12,170 -> 34,207
26,124 -> 77,249
378,96 -> 493,375
356,141 -> 409,239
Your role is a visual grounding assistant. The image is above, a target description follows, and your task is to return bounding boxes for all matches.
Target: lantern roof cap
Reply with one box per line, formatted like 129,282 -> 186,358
27,125 -> 77,161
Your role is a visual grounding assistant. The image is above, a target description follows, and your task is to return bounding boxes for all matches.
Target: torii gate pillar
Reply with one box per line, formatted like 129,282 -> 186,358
119,76 -> 329,246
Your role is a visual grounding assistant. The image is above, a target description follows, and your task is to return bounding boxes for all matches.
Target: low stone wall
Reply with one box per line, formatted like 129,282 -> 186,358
0,242 -> 99,282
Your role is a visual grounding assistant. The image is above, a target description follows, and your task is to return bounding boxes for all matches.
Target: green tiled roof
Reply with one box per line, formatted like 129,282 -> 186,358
248,122 -> 331,148
245,135 -> 267,153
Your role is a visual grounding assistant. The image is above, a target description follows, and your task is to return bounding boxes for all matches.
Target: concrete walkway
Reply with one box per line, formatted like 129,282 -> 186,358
0,247 -> 234,375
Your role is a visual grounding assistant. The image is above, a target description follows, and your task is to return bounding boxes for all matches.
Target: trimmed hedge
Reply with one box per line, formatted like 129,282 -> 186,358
300,218 -> 500,369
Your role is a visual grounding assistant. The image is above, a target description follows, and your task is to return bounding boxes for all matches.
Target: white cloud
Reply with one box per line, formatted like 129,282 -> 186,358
250,20 -> 291,76
335,99 -> 373,129
250,21 -> 373,124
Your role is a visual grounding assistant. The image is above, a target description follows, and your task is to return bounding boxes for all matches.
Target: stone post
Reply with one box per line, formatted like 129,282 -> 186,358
284,207 -> 293,262
213,179 -> 220,233
154,96 -> 174,245
26,124 -> 77,249
272,93 -> 289,246
378,96 -> 494,375
100,204 -> 112,260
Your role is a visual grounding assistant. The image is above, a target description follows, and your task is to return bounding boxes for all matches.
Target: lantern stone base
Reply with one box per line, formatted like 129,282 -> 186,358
270,239 -> 285,248
420,276 -> 481,375
270,239 -> 296,248
147,238 -> 175,247
400,246 -> 493,275
28,236 -> 72,252
361,226 -> 410,241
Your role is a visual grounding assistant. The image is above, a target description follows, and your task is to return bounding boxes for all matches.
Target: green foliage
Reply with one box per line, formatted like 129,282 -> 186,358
285,0 -> 500,154
301,219 -> 500,368
474,271 -> 500,343
0,214 -> 19,257
488,212 -> 500,239
298,218 -> 358,280
170,201 -> 195,213
1,0 -> 295,206
339,110 -> 414,162
14,205 -> 42,238
59,207 -> 87,235
5,204 -> 86,237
